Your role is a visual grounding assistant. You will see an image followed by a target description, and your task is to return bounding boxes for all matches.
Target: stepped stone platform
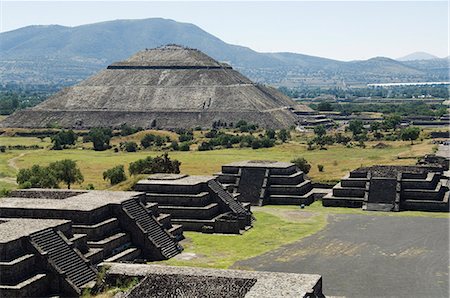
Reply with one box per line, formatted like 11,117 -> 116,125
216,160 -> 320,206
0,218 -> 97,297
134,174 -> 253,234
102,263 -> 325,298
323,165 -> 450,212
0,189 -> 184,265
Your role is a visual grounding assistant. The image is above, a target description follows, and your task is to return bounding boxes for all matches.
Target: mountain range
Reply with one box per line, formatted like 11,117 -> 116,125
0,18 -> 448,87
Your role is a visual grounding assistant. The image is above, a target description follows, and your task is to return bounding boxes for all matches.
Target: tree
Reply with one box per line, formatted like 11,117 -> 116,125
49,159 -> 84,189
179,142 -> 190,151
123,141 -> 138,152
277,129 -> 290,142
400,126 -> 421,144
89,128 -> 112,151
291,157 -> 311,174
265,129 -> 276,140
129,153 -> 181,175
348,120 -> 364,137
383,114 -> 402,130
317,102 -> 333,111
17,165 -> 59,189
141,134 -> 156,148
313,125 -> 326,137
103,165 -> 126,185
171,141 -> 179,150
51,130 -> 77,150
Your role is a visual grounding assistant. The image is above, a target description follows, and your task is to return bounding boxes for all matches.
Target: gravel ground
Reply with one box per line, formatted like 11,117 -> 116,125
234,214 -> 449,298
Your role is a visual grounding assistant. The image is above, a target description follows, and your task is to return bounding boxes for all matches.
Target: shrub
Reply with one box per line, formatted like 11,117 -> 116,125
17,165 -> 59,189
89,128 -> 112,151
179,142 -> 190,151
51,130 -> 77,150
291,157 -> 311,174
129,153 -> 181,175
318,164 -> 324,172
103,165 -> 127,185
86,183 -> 95,190
141,134 -> 156,148
277,129 -> 290,142
171,141 -> 179,151
123,141 -> 138,152
198,141 -> 213,151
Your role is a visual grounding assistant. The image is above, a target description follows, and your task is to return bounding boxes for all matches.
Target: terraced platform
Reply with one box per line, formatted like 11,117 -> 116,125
134,174 -> 253,234
217,160 -> 320,206
323,165 -> 449,212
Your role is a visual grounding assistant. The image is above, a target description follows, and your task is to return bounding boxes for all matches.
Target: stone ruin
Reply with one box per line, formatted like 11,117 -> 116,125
0,189 -> 184,296
0,45 -> 310,129
216,160 -> 317,206
134,174 -> 253,234
322,165 -> 449,212
102,263 -> 325,298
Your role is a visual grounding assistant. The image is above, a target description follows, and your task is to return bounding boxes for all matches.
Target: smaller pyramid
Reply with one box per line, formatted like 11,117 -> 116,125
1,45 -> 307,129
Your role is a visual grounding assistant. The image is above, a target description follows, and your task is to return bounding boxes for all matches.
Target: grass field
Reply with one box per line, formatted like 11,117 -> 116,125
160,208 -> 328,269
0,135 -> 434,190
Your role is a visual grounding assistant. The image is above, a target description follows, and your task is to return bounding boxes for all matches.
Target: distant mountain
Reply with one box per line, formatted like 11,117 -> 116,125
397,52 -> 440,61
0,18 -> 448,87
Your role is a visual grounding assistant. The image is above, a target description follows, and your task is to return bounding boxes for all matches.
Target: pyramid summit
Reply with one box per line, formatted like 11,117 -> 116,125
1,45 -> 307,129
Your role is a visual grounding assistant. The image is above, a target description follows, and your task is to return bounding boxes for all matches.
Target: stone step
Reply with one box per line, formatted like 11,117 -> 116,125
269,180 -> 312,195
157,213 -> 172,229
168,224 -> 183,240
158,203 -> 220,219
0,273 -> 48,298
146,192 -> 211,207
84,248 -> 104,265
269,189 -> 315,205
73,218 -> 120,241
0,254 -> 36,284
87,232 -> 130,256
104,248 -> 141,263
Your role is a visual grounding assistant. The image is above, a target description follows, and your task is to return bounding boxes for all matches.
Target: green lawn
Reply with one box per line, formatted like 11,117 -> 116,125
0,137 -> 434,190
160,209 -> 328,269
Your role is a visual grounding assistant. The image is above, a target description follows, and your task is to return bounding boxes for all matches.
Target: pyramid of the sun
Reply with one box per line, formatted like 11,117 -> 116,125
1,45 -> 307,129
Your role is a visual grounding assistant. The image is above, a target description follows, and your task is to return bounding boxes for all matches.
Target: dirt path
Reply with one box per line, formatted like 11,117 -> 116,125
7,152 -> 27,171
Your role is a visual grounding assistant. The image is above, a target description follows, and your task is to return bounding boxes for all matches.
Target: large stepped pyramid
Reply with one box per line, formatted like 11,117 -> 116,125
0,44 -> 309,129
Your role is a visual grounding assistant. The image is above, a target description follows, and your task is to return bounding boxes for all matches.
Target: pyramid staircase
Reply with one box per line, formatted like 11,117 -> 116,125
121,199 -> 182,259
29,229 -> 97,295
208,180 -> 250,216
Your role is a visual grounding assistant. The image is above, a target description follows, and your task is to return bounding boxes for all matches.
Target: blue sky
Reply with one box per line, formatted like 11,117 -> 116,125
1,1 -> 448,61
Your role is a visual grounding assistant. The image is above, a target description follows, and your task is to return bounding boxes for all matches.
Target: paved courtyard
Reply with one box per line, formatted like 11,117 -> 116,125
235,214 -> 449,298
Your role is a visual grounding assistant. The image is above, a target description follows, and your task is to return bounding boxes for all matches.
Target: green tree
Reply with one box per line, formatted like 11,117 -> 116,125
51,130 -> 77,150
103,165 -> 127,185
291,157 -> 311,174
265,129 -> 276,140
49,159 -> 84,189
123,141 -> 138,152
383,114 -> 402,130
141,134 -> 156,148
277,129 -> 290,142
400,126 -> 421,144
17,165 -> 59,188
313,125 -> 326,137
348,120 -> 364,137
129,153 -> 181,175
89,128 -> 112,151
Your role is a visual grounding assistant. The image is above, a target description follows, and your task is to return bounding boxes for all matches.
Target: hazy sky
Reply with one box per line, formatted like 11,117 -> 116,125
1,1 -> 448,61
